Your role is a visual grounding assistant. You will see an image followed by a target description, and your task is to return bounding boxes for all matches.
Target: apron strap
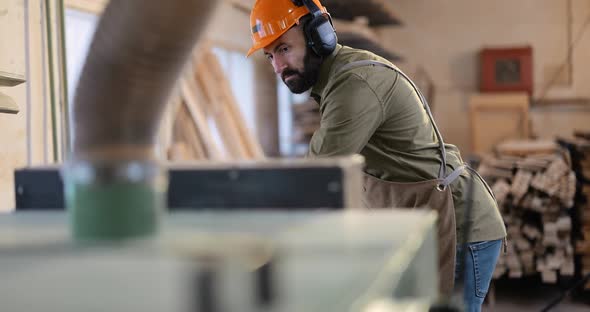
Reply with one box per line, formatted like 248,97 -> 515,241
435,163 -> 497,199
437,165 -> 497,203
336,60 -> 448,180
438,165 -> 466,191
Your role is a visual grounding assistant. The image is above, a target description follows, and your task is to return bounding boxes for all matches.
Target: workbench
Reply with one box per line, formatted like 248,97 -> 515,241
0,210 -> 438,311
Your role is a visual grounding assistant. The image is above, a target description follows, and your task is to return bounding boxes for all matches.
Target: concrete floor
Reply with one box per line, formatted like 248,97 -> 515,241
481,278 -> 590,312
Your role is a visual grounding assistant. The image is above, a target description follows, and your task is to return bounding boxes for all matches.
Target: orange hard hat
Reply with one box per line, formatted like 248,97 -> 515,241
247,0 -> 328,57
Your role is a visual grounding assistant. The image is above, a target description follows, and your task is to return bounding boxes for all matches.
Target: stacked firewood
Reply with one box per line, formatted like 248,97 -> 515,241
559,130 -> 590,289
292,99 -> 320,144
478,140 -> 577,283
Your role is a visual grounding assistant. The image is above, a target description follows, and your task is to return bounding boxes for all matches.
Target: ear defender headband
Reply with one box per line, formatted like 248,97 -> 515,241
292,0 -> 338,56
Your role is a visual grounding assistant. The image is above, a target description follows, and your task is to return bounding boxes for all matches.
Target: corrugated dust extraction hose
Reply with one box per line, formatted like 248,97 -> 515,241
63,0 -> 219,240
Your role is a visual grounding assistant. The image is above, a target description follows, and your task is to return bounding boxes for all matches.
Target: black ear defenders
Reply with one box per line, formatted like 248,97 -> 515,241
292,0 -> 337,56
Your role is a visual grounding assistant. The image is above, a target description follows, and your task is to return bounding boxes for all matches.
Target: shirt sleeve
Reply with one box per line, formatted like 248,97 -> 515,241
308,74 -> 383,157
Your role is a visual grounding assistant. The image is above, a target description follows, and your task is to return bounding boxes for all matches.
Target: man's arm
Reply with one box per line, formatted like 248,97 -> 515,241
308,74 -> 383,157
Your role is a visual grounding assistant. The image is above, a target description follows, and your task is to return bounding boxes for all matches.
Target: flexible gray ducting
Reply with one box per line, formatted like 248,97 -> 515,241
71,0 -> 218,160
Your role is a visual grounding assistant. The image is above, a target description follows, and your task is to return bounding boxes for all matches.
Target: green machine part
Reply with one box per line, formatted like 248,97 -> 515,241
63,160 -> 167,241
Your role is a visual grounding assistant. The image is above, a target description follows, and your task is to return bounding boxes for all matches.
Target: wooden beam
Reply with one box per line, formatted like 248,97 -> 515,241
183,107 -> 207,159
496,140 -> 559,157
176,102 -> 207,159
171,113 -> 193,161
158,89 -> 183,159
203,51 -> 265,158
195,58 -> 249,159
168,142 -> 191,161
180,74 -> 223,160
170,89 -> 207,161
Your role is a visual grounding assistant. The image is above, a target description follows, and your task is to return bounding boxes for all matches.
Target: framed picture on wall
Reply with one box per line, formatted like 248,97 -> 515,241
479,46 -> 533,95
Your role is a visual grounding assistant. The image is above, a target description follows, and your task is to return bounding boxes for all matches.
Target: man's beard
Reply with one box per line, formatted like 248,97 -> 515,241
281,48 -> 323,94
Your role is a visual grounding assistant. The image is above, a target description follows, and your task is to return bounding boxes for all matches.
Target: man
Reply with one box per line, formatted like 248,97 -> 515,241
247,0 -> 506,310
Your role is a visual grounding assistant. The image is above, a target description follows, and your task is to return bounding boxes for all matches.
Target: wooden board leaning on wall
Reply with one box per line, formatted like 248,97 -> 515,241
164,47 -> 265,161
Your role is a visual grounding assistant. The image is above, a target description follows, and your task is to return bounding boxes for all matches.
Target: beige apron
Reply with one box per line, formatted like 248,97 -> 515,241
338,60 -> 465,296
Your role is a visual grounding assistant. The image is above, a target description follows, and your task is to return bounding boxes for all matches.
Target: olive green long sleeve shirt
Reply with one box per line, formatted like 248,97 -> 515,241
308,44 -> 506,243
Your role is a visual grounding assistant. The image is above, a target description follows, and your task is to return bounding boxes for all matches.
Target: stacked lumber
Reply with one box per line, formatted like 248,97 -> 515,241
162,48 -> 264,161
292,99 -> 320,144
559,130 -> 590,289
478,140 -> 576,283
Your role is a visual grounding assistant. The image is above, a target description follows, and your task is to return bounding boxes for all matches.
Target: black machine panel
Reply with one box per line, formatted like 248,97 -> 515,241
14,166 -> 345,211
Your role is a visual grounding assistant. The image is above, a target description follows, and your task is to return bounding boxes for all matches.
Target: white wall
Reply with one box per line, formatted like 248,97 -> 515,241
0,0 -> 27,212
0,0 -> 51,212
378,0 -> 590,153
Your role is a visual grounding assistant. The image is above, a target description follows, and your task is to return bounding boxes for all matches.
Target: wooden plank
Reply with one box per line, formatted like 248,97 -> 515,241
195,59 -> 249,159
176,102 -> 206,159
183,102 -> 208,160
180,75 -> 223,160
188,53 -> 214,119
469,92 -> 530,155
201,51 -> 254,157
170,92 -> 205,161
202,51 -> 265,159
159,89 -> 184,159
510,170 -> 532,202
172,106 -> 192,159
496,140 -> 559,157
541,269 -> 557,284
171,111 -> 192,161
168,142 -> 191,161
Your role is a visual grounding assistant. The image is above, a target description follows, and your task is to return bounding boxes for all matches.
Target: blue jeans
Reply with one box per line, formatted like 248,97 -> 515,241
455,239 -> 503,312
